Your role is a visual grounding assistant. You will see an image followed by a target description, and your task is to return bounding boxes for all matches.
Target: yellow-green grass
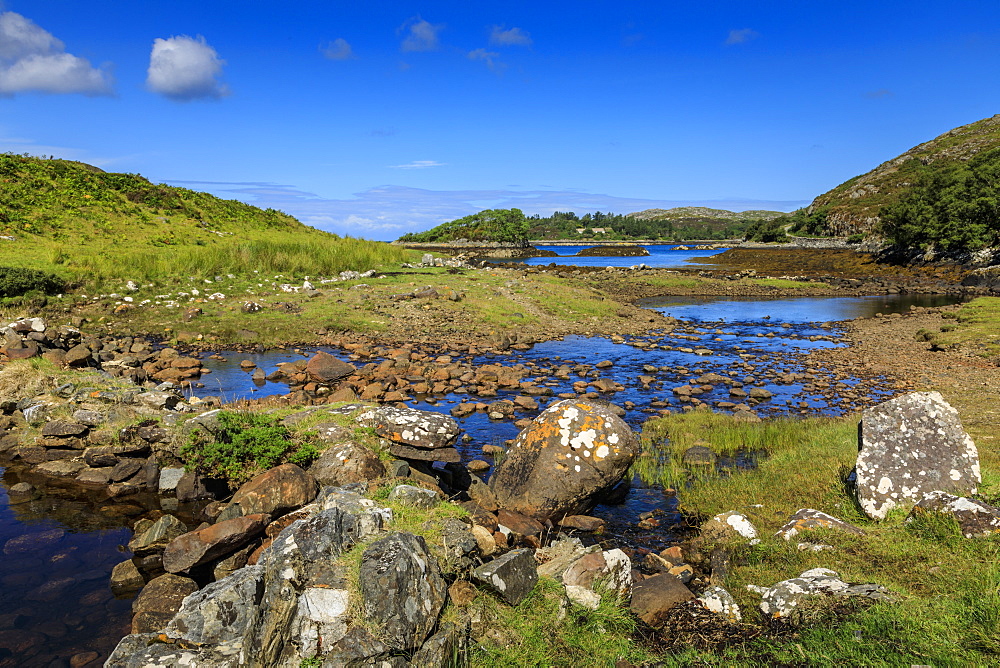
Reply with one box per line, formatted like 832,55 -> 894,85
934,296 -> 1000,358
629,410 -> 1000,665
627,275 -> 707,290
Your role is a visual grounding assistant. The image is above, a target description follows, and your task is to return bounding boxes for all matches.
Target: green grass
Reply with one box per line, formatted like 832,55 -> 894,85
623,410 -> 1000,665
935,296 -> 1000,358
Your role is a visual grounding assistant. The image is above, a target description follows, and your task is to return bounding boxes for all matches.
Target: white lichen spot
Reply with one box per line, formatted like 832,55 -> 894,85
950,469 -> 962,481
595,444 -> 610,459
877,477 -> 893,494
574,465 -> 581,473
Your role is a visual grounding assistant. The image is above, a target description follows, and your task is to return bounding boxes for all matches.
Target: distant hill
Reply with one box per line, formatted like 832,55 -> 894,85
0,153 -> 407,283
0,153 -> 304,241
808,114 -> 1000,237
629,207 -> 783,222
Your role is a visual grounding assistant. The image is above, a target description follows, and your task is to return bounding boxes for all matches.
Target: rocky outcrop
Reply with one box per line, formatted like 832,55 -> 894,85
856,391 -> 980,520
489,399 -> 639,521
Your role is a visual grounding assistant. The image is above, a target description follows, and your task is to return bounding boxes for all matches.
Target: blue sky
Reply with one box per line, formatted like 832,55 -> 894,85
2,1 -> 999,240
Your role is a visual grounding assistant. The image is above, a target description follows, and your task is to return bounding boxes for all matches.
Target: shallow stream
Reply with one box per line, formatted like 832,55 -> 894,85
0,291 -> 966,665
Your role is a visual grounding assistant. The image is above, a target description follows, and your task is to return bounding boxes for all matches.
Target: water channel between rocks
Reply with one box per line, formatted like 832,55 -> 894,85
0,292 -> 965,666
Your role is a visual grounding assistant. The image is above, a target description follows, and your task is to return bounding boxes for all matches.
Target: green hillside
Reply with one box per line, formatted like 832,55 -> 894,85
629,206 -> 783,222
808,114 -> 1000,237
0,153 -> 407,287
397,208 -> 529,244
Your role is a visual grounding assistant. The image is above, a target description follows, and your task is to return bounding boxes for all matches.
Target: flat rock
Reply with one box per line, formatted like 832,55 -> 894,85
775,508 -> 864,541
909,490 -> 1000,538
371,405 -> 460,450
162,513 -> 269,574
857,391 -> 980,520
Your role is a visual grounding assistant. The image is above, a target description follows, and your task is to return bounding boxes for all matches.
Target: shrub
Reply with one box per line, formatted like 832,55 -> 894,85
0,266 -> 65,298
181,410 -> 318,486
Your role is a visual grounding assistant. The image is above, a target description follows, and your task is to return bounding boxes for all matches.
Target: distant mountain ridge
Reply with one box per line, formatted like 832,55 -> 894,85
628,207 -> 783,222
808,114 -> 1000,236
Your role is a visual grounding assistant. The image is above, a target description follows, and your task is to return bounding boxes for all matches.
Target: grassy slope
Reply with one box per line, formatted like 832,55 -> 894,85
0,153 -> 409,286
809,114 -> 1000,236
629,207 -> 784,223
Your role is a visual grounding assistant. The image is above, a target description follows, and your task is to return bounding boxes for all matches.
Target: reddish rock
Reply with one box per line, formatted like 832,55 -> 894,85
230,463 -> 318,516
305,351 -> 355,383
131,573 -> 198,633
162,513 -> 269,573
629,573 -> 695,626
559,515 -> 606,532
497,509 -> 545,537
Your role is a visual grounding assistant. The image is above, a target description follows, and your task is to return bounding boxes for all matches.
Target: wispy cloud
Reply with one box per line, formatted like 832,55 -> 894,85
864,88 -> 894,99
468,48 -> 502,72
321,38 -> 354,61
489,26 -> 532,47
400,18 -> 443,52
725,28 -> 759,45
388,160 -> 445,169
0,11 -> 113,96
146,35 -> 228,101
168,180 -> 808,241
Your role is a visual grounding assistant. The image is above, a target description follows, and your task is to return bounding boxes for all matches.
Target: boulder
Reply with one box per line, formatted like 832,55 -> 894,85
164,565 -> 265,644
128,514 -> 188,556
308,441 -> 386,487
630,573 -> 695,626
471,548 -> 538,605
856,391 -> 980,520
370,405 -> 461,450
245,489 -> 391,666
230,463 -> 318,516
110,559 -> 145,596
561,548 -> 632,598
488,399 -> 639,521
131,573 -> 199,633
775,508 -> 864,541
162,513 -> 269,573
359,532 -> 448,651
909,490 -> 1000,538
305,351 -> 355,383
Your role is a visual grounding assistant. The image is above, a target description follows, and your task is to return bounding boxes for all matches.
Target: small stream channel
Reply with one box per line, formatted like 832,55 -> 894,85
0,290 -> 966,665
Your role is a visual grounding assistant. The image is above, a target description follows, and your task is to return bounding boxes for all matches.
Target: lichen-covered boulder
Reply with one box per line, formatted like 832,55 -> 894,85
488,400 -> 639,521
698,585 -> 741,622
856,392 -> 980,520
701,511 -> 759,543
164,565 -> 265,644
308,441 -> 385,487
369,405 -> 461,450
909,490 -> 1000,538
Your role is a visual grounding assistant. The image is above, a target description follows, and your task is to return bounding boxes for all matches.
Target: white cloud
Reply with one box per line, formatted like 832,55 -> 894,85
146,35 -> 228,101
0,11 -> 112,96
168,180 -> 808,241
468,48 -> 501,72
725,28 -> 759,45
490,26 -> 532,47
321,38 -> 354,61
388,160 -> 446,170
400,18 -> 443,52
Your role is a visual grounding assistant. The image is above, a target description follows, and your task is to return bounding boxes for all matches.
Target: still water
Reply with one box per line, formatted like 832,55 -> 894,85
514,244 -> 727,268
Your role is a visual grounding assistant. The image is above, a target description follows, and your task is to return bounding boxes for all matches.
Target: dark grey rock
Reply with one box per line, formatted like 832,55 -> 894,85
410,622 -> 468,668
909,490 -> 1000,538
359,532 -> 447,651
387,484 -> 439,509
857,392 -> 980,520
164,565 -> 265,644
471,548 -> 538,605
